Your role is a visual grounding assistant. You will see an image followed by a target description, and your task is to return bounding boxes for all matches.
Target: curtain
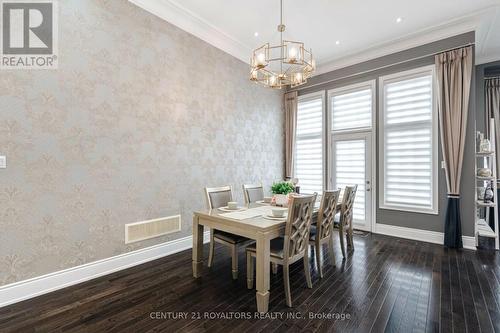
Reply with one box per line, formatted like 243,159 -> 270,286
284,91 -> 298,179
485,78 -> 500,181
486,78 -> 500,229
435,46 -> 473,249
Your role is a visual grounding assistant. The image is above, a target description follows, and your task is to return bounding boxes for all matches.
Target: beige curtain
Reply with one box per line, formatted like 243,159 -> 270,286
436,46 -> 473,195
284,91 -> 298,179
435,45 -> 473,248
485,78 -> 500,181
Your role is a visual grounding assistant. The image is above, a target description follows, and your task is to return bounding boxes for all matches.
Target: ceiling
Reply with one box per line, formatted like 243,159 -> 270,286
130,0 -> 500,73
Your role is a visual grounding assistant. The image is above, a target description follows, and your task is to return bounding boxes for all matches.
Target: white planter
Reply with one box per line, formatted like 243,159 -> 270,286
274,194 -> 289,206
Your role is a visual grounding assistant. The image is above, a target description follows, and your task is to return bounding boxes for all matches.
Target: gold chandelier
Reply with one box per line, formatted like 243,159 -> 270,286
250,0 -> 315,89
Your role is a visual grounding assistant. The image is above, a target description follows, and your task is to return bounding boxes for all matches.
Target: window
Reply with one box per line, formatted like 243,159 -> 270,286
331,85 -> 372,131
295,93 -> 324,194
379,66 -> 438,214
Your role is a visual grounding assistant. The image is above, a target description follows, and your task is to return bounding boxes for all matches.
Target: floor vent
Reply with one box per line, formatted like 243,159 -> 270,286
125,215 -> 181,244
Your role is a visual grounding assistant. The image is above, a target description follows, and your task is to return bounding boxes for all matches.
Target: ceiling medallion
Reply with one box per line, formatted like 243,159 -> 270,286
250,0 -> 315,89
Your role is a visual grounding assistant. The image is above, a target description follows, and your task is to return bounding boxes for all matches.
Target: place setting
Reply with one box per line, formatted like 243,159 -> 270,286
255,196 -> 273,205
218,201 -> 247,212
262,207 -> 288,221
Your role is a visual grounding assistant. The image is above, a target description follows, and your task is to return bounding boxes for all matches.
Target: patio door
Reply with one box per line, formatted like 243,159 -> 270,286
331,132 -> 372,231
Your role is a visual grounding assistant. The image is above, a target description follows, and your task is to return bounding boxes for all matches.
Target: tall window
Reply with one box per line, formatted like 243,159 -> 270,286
379,66 -> 438,214
295,93 -> 324,194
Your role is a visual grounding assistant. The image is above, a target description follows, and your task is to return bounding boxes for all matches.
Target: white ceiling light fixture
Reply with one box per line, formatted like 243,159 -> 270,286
396,17 -> 403,23
254,32 -> 259,37
249,0 -> 315,89
335,40 -> 340,45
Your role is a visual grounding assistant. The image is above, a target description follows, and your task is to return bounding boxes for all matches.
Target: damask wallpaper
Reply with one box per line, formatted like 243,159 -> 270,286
0,0 -> 283,285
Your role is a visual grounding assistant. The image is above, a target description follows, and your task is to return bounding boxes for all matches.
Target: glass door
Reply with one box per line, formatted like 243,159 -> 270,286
331,132 -> 372,231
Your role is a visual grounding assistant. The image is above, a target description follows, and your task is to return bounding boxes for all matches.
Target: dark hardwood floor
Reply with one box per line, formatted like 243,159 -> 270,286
1,233 -> 500,333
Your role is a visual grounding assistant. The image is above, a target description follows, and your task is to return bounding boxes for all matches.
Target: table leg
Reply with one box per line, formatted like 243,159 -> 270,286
255,231 -> 271,312
192,215 -> 204,278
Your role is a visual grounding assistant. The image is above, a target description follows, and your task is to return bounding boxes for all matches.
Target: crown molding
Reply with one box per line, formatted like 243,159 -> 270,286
128,0 -> 251,63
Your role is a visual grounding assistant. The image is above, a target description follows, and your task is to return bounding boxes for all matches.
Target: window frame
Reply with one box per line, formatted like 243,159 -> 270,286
378,65 -> 439,215
294,91 -> 326,194
328,80 -> 376,135
327,80 -> 376,231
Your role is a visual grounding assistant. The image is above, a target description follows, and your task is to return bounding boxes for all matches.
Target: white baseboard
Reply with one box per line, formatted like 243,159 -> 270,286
0,231 -> 210,308
375,223 -> 476,250
462,236 -> 476,250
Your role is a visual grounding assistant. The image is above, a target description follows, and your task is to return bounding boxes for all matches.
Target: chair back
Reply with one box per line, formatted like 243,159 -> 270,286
340,185 -> 357,227
205,186 -> 233,209
283,193 -> 317,262
242,183 -> 264,204
317,190 -> 341,239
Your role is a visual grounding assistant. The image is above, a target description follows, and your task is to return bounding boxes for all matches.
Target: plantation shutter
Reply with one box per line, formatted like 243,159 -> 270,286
295,96 -> 323,194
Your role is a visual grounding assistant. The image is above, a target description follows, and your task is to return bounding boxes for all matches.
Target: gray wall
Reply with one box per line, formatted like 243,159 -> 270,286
293,32 -> 476,236
0,0 -> 283,286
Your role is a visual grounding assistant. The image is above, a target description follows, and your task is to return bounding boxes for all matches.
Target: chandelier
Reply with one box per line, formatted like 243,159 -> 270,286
250,0 -> 315,89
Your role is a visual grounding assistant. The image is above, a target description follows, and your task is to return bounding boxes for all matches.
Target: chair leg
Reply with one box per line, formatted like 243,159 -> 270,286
272,263 -> 278,274
304,247 -> 313,288
208,229 -> 215,268
231,244 -> 238,280
246,252 -> 253,289
283,265 -> 292,307
339,226 -> 346,258
328,236 -> 336,266
350,228 -> 355,251
315,242 -> 323,278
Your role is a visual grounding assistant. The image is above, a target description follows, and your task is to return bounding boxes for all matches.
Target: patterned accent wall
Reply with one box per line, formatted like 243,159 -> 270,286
0,0 -> 283,285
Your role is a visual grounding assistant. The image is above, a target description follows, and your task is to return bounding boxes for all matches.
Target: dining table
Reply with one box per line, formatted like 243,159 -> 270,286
191,198 -> 343,313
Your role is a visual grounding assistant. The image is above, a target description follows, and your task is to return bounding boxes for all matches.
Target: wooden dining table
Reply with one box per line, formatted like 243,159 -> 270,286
192,204 -> 285,312
191,200 -> 340,313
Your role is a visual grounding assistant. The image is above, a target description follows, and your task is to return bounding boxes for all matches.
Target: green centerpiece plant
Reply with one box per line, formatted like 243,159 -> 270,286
271,181 -> 295,195
271,181 -> 294,206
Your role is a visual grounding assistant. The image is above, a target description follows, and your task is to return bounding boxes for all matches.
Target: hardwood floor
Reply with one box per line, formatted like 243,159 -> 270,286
1,233 -> 499,333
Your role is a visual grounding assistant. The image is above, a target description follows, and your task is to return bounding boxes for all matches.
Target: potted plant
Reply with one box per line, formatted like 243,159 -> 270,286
271,181 -> 295,206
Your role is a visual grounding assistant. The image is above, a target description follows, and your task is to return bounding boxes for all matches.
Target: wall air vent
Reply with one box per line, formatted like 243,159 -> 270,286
125,215 -> 181,244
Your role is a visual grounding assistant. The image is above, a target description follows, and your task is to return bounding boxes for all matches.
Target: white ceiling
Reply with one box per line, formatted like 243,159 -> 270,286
130,0 -> 500,73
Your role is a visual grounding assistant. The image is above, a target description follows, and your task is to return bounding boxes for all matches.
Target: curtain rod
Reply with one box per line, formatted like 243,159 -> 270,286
289,42 -> 475,93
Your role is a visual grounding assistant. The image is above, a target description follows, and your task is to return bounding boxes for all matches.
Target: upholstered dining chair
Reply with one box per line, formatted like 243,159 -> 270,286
309,189 -> 341,278
246,193 -> 317,307
335,185 -> 358,258
205,186 -> 249,279
242,183 -> 264,204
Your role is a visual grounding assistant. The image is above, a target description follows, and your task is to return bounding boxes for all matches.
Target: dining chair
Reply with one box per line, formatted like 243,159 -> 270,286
335,185 -> 358,258
205,186 -> 249,280
242,183 -> 279,275
242,183 -> 264,204
309,189 -> 341,278
246,193 -> 317,307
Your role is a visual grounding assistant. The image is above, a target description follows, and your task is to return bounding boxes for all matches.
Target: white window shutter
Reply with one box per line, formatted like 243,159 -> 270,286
381,69 -> 437,213
295,95 -> 323,194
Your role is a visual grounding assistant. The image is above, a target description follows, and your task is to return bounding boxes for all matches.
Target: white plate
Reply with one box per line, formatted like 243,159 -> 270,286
255,200 -> 271,205
218,206 -> 247,212
263,214 -> 287,221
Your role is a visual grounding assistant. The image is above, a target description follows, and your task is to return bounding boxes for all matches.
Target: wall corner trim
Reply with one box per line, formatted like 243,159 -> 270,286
0,231 -> 210,308
374,223 -> 476,251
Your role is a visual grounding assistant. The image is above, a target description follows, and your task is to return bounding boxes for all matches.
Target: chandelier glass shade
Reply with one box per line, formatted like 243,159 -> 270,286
250,0 -> 315,89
